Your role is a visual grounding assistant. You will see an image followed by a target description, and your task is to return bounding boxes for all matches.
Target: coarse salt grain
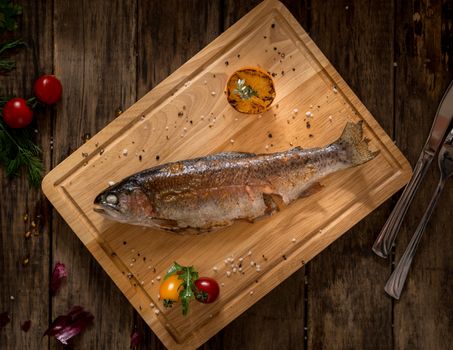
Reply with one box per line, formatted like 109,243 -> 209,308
250,261 -> 255,266
10,296 -> 15,300
305,111 -> 312,117
154,309 -> 160,315
221,282 -> 225,287
150,302 -> 155,308
226,271 -> 231,277
248,251 -> 252,256
265,145 -> 269,150
239,257 -> 244,262
140,281 -> 145,285
211,91 -> 216,96
203,80 -> 207,85
108,181 -> 115,186
230,139 -> 235,144
232,267 -> 237,273
293,108 -> 299,114
156,276 -> 161,281
213,266 -> 218,272
151,279 -> 154,284
332,86 -> 338,93
250,291 -> 254,295
292,238 -> 296,243
328,115 -> 333,122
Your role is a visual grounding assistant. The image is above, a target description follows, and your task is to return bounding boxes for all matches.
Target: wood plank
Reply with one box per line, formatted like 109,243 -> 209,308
135,1 -> 221,348
0,0 -> 52,348
206,2 -> 309,349
393,0 -> 453,349
307,1 -> 395,349
51,0 -> 137,348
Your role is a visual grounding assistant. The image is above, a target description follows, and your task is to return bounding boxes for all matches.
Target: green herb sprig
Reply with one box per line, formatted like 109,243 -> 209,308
233,78 -> 257,100
0,39 -> 25,72
0,98 -> 44,188
163,262 -> 199,316
0,0 -> 22,31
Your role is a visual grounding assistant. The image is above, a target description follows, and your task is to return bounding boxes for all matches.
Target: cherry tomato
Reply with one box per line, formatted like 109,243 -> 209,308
195,277 -> 220,304
159,274 -> 183,302
2,98 -> 33,128
33,75 -> 62,105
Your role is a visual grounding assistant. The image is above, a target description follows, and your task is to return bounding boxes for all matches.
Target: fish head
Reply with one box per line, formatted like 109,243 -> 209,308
93,182 -> 155,225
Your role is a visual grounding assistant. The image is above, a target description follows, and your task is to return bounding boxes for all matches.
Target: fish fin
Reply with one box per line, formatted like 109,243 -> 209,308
335,121 -> 379,166
263,193 -> 286,213
151,218 -> 180,230
299,182 -> 324,198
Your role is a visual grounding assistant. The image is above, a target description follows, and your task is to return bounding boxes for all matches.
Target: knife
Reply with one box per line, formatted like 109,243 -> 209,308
372,80 -> 453,258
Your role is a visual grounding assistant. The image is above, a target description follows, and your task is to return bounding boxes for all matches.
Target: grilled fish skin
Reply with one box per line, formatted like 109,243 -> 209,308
94,121 -> 378,233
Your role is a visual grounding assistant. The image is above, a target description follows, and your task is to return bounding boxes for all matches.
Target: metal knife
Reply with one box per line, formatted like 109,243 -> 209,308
372,80 -> 453,258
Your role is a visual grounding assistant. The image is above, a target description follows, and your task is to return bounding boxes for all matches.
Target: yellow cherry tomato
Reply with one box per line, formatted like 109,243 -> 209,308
159,274 -> 183,301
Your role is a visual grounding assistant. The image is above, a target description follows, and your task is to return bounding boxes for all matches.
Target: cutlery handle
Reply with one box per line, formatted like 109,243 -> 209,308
384,178 -> 445,299
372,151 -> 433,258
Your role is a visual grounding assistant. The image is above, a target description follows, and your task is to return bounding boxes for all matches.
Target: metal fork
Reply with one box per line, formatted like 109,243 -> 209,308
384,128 -> 453,299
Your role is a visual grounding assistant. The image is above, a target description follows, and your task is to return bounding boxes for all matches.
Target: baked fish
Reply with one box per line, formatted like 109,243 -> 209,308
94,121 -> 377,233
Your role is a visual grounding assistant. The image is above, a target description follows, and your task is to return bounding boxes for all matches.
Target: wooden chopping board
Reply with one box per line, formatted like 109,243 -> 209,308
42,0 -> 412,348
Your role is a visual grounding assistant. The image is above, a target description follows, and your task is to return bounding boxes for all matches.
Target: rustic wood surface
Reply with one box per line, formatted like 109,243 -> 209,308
1,1 -> 452,349
40,0 -> 412,347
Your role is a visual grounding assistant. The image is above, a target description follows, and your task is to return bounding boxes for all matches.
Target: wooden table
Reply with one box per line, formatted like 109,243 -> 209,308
1,1 -> 452,349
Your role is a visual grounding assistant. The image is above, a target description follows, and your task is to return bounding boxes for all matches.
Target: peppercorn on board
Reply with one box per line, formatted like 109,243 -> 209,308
42,1 -> 412,348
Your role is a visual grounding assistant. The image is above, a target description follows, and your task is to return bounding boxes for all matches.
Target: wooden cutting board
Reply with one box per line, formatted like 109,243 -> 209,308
42,0 -> 412,348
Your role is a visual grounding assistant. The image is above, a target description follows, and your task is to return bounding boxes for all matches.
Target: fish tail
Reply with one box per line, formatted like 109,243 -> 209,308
335,121 -> 379,166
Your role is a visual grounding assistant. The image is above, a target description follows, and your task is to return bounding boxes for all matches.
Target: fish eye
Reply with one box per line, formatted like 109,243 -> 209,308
105,194 -> 118,205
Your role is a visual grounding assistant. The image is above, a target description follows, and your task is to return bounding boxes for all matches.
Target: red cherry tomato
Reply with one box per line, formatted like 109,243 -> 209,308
2,98 -> 33,128
33,75 -> 62,105
195,277 -> 220,304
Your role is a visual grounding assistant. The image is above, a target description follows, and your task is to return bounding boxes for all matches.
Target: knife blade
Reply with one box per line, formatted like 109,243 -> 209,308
372,80 -> 453,258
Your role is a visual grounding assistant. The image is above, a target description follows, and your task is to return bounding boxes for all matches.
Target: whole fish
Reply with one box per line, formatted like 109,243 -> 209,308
94,121 -> 377,233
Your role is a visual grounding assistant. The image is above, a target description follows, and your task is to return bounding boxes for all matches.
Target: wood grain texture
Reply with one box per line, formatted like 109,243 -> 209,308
42,1 -> 411,348
51,0 -> 137,348
393,1 -> 453,349
1,1 -> 451,349
0,1 -> 52,348
136,1 -> 221,349
307,1 -> 395,349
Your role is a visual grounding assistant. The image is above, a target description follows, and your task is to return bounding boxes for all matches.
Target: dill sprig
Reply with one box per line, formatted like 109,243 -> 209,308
0,99 -> 44,188
0,40 -> 26,72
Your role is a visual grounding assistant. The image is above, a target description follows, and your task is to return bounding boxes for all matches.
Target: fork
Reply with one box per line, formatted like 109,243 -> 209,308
384,128 -> 453,299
